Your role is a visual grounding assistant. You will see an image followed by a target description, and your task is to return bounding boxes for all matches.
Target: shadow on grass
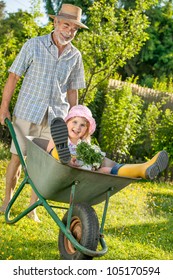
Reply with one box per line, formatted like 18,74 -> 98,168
147,191 -> 173,215
106,219 -> 173,252
105,190 -> 173,253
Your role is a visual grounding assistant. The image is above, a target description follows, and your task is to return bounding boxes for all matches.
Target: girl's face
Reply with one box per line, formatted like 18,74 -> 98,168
67,117 -> 89,144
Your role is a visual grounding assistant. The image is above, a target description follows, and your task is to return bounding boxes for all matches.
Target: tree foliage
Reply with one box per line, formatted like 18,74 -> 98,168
152,108 -> 173,165
43,0 -> 94,18
43,0 -> 62,15
0,0 -> 156,107
130,102 -> 163,159
74,0 -> 153,104
0,0 -> 5,20
100,86 -> 143,160
119,0 -> 173,86
0,2 -> 52,111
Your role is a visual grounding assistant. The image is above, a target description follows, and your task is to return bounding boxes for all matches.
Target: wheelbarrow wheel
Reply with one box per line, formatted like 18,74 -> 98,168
58,203 -> 99,260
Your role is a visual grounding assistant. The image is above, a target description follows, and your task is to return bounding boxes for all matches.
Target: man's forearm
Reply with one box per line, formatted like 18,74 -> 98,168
1,72 -> 20,109
0,72 -> 20,124
67,89 -> 78,108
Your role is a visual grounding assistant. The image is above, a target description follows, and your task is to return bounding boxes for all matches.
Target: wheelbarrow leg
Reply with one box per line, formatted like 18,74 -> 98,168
66,181 -> 78,230
100,188 -> 112,234
5,176 -> 43,224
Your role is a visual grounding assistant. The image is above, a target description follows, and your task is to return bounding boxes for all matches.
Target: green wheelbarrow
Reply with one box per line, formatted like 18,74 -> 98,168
4,118 -> 139,260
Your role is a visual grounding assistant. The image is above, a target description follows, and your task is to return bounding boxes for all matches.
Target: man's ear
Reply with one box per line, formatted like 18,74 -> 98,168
54,17 -> 58,28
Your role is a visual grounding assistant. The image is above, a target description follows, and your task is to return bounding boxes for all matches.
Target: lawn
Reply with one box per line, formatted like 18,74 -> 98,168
0,143 -> 173,260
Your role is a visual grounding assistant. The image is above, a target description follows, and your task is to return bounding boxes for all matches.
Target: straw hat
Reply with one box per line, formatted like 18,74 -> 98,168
65,105 -> 96,135
49,4 -> 88,29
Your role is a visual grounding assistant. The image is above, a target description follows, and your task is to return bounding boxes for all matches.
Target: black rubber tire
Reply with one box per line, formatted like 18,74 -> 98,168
58,203 -> 100,260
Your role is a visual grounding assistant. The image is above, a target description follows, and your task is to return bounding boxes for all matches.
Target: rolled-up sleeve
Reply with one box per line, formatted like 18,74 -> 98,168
9,40 -> 33,77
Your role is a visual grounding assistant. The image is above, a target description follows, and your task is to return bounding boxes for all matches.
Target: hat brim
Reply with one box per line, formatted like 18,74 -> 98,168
49,14 -> 88,29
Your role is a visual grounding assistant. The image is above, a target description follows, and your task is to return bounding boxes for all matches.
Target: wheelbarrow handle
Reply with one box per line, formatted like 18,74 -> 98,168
5,118 -> 27,172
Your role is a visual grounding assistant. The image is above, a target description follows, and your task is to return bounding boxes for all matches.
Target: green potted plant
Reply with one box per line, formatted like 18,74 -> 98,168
76,141 -> 105,170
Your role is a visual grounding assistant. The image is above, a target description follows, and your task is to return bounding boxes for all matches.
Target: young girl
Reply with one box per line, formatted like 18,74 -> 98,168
47,105 -> 169,180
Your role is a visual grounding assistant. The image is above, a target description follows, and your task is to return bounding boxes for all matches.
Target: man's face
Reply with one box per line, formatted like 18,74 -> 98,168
54,18 -> 79,45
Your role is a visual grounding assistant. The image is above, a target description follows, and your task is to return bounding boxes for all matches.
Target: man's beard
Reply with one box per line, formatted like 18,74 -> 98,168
56,32 -> 73,45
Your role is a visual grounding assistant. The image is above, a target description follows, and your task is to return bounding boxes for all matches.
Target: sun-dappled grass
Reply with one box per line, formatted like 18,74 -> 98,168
94,181 -> 173,260
0,156 -> 173,260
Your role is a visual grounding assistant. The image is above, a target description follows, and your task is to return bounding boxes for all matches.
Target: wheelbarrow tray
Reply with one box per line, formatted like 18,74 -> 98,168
5,119 -> 140,259
26,137 -> 138,206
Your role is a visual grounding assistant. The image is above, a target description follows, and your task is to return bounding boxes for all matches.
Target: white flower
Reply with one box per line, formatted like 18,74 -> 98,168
76,141 -> 105,170
93,162 -> 101,169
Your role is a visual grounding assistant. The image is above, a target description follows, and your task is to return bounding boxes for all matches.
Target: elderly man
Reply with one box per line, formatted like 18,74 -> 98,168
0,4 -> 88,221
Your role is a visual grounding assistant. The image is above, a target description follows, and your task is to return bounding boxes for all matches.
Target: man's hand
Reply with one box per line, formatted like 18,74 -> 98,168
0,107 -> 11,125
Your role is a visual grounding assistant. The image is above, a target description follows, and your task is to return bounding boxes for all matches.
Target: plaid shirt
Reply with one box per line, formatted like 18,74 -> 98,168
9,33 -> 86,125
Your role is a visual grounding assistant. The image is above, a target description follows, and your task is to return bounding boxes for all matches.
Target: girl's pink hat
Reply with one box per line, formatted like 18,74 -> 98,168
64,105 -> 96,135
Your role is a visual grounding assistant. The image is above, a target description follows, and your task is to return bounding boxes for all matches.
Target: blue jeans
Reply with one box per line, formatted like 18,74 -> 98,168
110,163 -> 125,175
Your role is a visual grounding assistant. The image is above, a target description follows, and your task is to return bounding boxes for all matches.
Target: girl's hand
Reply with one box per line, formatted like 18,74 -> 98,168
69,157 -> 80,167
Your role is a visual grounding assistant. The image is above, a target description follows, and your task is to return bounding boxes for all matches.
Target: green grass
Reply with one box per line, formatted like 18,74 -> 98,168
0,142 -> 10,160
0,142 -> 173,260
